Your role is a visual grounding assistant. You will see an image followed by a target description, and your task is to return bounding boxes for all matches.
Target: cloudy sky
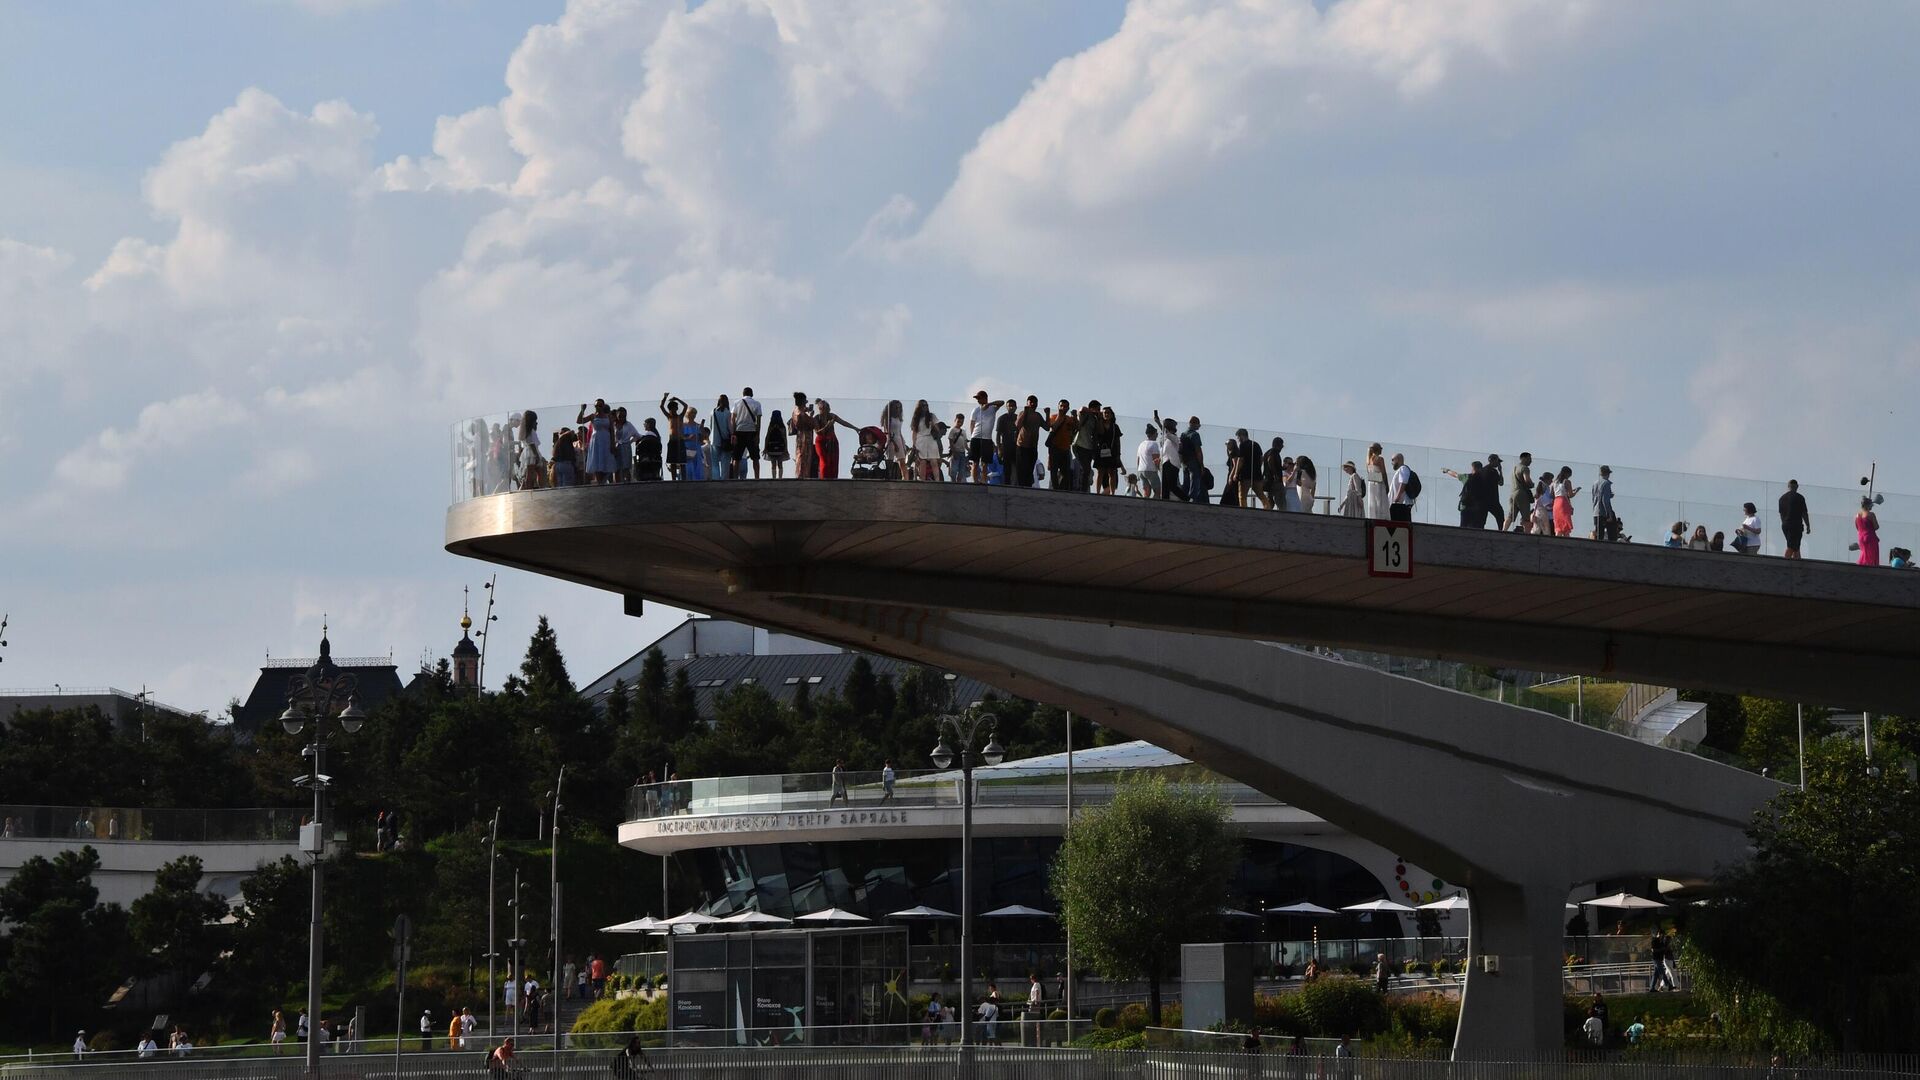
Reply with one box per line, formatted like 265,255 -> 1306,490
2,0 -> 1916,716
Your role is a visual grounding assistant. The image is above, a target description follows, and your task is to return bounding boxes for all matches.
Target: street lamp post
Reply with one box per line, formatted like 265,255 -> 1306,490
549,766 -> 566,1051
931,708 -> 1004,1051
485,807 -> 501,1039
280,659 -> 366,1078
509,870 -> 526,1043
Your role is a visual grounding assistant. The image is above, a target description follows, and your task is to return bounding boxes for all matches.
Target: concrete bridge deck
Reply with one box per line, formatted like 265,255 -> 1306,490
448,481 -> 1919,713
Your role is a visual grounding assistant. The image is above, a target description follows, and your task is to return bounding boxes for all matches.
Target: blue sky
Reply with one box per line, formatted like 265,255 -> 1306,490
0,0 -> 1915,715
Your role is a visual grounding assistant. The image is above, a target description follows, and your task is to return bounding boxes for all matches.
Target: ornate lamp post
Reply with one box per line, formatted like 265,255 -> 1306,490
279,644 -> 365,1077
931,708 -> 1004,1049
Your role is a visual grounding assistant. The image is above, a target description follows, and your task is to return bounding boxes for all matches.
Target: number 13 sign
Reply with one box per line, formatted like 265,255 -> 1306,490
1368,520 -> 1414,578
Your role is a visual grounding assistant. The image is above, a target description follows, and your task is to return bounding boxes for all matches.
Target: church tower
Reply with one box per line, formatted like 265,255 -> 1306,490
452,593 -> 480,694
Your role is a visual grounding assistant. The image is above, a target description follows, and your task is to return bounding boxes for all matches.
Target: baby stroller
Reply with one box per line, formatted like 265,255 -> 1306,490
851,426 -> 890,480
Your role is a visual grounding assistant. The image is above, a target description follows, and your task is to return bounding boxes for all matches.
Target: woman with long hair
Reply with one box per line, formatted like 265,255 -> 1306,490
575,399 -> 616,485
910,400 -> 940,480
1099,406 -> 1122,494
517,410 -> 546,490
811,399 -> 858,479
1689,524 -> 1711,551
1294,455 -> 1318,514
790,393 -> 816,479
1856,497 -> 1881,566
710,394 -> 734,480
1533,476 -> 1554,535
764,409 -> 790,479
880,399 -> 908,479
1364,444 -> 1389,518
682,406 -> 706,481
1552,466 -> 1579,537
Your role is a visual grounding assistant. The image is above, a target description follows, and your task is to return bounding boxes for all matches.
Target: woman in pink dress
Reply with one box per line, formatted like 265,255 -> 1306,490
1552,467 -> 1580,537
1856,498 -> 1881,566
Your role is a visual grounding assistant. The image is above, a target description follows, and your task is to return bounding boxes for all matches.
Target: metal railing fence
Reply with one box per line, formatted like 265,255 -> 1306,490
0,804 -> 301,844
12,1043 -> 1920,1079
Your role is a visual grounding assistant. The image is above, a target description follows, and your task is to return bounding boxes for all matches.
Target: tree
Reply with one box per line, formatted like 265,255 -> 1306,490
1050,775 -> 1238,1024
1686,738 -> 1920,1052
1736,697 -> 1831,778
225,857 -> 310,1007
520,616 -> 574,698
0,847 -> 131,1041
130,855 -> 229,975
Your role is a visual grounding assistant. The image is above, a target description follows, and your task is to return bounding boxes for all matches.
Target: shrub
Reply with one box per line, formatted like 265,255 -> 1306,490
572,994 -> 668,1034
1254,992 -> 1310,1036
1048,1009 -> 1068,1021
1162,1003 -> 1182,1029
1118,1003 -> 1150,1032
1389,993 -> 1459,1043
1430,957 -> 1451,977
1093,1007 -> 1117,1030
1071,1027 -> 1145,1050
1297,975 -> 1388,1038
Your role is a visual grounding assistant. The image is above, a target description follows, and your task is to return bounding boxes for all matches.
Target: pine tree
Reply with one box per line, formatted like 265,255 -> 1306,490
520,616 -> 574,697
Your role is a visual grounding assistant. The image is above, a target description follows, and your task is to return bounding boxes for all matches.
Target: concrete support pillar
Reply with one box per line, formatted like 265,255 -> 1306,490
1455,880 -> 1569,1059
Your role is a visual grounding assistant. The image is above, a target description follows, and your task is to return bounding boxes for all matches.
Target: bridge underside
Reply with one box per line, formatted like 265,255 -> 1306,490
449,483 -> 1920,713
448,484 -> 1820,1056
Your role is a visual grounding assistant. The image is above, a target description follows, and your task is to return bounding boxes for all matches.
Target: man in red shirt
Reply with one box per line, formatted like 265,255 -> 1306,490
589,955 -> 607,999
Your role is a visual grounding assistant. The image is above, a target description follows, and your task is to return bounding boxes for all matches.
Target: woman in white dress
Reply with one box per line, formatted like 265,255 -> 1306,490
1281,459 -> 1303,512
910,400 -> 941,480
1364,443 -> 1390,518
1339,461 -> 1367,517
880,399 -> 909,478
1294,455 -> 1318,514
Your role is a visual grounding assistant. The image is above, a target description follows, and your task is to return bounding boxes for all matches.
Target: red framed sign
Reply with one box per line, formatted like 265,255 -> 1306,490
1367,520 -> 1414,578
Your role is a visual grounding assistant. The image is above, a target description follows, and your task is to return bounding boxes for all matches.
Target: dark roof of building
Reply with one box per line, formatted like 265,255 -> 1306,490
230,634 -> 404,734
453,632 -> 479,658
586,651 -> 996,719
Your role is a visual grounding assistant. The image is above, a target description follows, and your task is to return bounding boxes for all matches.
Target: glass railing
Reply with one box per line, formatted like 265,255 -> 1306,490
0,805 -> 302,844
626,767 -> 1281,823
451,396 -> 1917,568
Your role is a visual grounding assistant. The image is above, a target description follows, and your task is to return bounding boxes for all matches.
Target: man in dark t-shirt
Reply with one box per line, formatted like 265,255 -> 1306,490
1778,479 -> 1810,558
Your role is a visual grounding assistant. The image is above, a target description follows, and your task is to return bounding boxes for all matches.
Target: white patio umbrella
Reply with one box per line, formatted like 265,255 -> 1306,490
718,911 -> 791,928
1417,896 -> 1470,913
980,904 -> 1055,918
662,911 -> 722,932
885,905 -> 959,920
1218,907 -> 1261,919
1580,892 -> 1667,910
599,916 -> 667,933
1268,901 -> 1340,917
795,907 -> 870,924
1341,899 -> 1418,914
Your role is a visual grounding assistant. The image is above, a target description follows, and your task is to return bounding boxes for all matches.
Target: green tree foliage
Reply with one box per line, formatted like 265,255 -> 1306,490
1687,738 -> 1920,1052
1735,697 -> 1831,777
520,616 -> 575,698
1050,775 -> 1238,1024
225,856 -> 310,1006
129,855 -> 229,975
0,847 -> 132,1041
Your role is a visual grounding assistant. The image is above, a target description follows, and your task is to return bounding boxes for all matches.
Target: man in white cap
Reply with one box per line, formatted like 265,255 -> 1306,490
73,1031 -> 88,1060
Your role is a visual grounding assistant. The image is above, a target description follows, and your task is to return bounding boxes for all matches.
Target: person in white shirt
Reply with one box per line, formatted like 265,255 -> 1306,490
731,388 -> 763,478
1136,435 -> 1163,498
976,996 -> 1000,1043
611,408 -> 641,483
1733,502 -> 1763,554
420,1009 -> 434,1050
504,976 -> 517,1010
137,1034 -> 159,1059
459,1008 -> 477,1049
1389,452 -> 1415,522
73,1032 -> 88,1059
967,391 -> 1006,483
1156,419 -> 1184,501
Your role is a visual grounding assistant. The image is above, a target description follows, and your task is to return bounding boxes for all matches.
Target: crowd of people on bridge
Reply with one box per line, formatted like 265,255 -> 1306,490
457,390 -> 1906,568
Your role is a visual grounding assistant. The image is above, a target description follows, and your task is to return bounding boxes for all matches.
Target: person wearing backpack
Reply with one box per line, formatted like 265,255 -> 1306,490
1390,453 -> 1419,522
